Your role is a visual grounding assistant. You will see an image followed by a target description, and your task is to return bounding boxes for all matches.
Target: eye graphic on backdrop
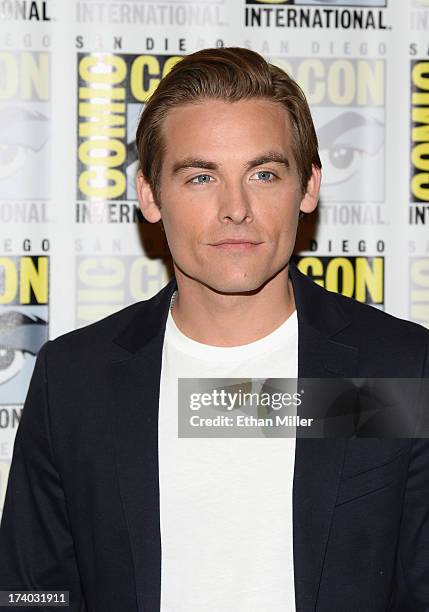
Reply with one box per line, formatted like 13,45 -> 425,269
0,106 -> 50,200
0,311 -> 47,386
0,347 -> 26,385
0,143 -> 31,181
323,144 -> 364,186
0,107 -> 49,181
317,111 -> 384,203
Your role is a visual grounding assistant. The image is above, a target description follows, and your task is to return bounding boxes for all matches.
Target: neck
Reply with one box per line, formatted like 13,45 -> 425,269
170,265 -> 296,347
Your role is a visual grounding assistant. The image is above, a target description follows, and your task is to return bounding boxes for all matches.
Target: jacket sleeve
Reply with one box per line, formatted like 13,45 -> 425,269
0,341 -> 86,611
391,333 -> 429,611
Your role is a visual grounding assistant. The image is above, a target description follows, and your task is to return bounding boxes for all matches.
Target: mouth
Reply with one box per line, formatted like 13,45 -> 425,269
209,240 -> 263,251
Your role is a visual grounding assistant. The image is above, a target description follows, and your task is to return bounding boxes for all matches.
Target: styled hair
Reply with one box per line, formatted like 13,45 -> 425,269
136,47 -> 321,204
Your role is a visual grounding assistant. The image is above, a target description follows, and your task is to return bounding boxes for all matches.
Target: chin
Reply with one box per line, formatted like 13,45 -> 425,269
175,261 -> 275,294
203,275 -> 267,295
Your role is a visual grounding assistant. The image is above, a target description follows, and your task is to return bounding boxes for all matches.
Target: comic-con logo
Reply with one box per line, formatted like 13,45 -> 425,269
77,53 -> 181,203
410,61 -> 429,208
245,0 -> 387,6
0,256 -> 49,404
0,52 -> 50,200
294,255 -> 384,307
75,255 -> 169,326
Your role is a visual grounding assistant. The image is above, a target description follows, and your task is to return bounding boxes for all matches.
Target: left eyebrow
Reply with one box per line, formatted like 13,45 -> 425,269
245,151 -> 290,170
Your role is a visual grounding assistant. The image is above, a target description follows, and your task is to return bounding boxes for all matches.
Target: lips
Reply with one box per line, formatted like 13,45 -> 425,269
210,239 -> 262,246
208,239 -> 262,252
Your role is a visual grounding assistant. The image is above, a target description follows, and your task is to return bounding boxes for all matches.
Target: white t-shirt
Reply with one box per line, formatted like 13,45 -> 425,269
158,297 -> 298,612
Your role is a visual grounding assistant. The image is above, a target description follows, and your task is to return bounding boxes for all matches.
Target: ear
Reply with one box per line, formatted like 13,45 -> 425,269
299,165 -> 321,214
136,170 -> 161,223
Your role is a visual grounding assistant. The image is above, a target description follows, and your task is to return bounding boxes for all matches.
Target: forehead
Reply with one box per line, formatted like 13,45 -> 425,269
160,98 -> 294,163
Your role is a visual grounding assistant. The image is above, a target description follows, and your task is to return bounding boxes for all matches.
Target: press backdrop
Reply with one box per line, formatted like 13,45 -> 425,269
0,0 -> 428,516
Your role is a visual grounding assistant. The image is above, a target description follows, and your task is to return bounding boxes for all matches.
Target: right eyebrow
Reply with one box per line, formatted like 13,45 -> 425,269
171,158 -> 218,175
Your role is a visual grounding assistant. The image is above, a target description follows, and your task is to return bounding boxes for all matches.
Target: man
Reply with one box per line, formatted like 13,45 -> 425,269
0,47 -> 428,611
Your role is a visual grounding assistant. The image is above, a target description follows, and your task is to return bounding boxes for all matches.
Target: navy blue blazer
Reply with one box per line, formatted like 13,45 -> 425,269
0,262 -> 428,611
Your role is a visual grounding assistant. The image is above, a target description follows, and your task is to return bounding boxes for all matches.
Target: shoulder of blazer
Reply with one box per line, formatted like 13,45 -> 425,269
46,263 -> 429,368
288,262 -> 429,375
46,276 -> 177,362
333,285 -> 427,343
290,261 -> 427,336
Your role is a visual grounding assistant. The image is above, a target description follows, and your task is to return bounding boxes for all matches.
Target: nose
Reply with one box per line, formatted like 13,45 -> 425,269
217,182 -> 253,225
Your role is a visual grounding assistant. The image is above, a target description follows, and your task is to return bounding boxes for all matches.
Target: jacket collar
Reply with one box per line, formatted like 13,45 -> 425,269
113,261 -> 353,358
113,274 -> 176,355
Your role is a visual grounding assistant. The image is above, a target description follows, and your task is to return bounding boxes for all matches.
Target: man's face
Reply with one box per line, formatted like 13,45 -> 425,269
138,98 -> 320,294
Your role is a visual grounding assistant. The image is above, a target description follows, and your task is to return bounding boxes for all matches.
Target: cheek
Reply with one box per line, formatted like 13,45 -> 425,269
261,199 -> 300,232
260,186 -> 300,212
161,208 -> 202,256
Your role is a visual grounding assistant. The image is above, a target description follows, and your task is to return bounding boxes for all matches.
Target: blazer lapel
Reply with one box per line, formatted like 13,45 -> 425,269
109,278 -> 177,612
289,263 -> 358,611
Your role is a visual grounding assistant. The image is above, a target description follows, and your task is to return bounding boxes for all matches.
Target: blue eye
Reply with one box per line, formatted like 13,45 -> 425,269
190,174 -> 213,184
252,171 -> 275,182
